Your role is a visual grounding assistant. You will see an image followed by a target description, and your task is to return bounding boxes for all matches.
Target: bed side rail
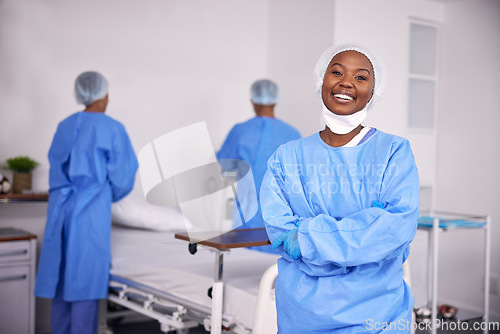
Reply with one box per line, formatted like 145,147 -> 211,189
252,263 -> 278,334
104,280 -> 202,333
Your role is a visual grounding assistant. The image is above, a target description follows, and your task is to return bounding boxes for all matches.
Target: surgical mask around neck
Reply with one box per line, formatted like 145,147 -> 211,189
322,103 -> 368,135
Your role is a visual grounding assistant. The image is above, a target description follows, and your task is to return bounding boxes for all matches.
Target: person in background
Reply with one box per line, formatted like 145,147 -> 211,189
217,79 -> 301,253
260,44 -> 420,332
35,71 -> 138,334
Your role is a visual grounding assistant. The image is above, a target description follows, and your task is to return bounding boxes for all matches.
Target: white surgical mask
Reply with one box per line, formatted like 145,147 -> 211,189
322,103 -> 368,135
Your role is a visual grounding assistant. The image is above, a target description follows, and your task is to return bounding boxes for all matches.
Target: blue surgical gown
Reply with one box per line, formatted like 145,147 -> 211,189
35,112 -> 138,301
260,130 -> 420,333
217,117 -> 301,252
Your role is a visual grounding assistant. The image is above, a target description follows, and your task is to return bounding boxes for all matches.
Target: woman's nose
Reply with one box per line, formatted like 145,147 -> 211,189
339,77 -> 353,88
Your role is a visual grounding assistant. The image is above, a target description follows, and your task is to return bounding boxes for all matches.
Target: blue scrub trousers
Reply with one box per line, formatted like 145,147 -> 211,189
51,289 -> 99,334
51,231 -> 99,334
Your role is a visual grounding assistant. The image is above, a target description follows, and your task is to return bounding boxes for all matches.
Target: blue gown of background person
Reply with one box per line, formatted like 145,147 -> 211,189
217,116 -> 300,252
260,130 -> 420,333
35,111 -> 138,330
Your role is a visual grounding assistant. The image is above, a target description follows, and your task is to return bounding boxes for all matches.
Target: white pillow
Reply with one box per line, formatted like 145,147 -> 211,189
112,187 -> 187,232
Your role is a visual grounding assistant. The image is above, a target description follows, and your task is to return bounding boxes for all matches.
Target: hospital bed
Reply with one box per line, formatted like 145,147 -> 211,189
100,223 -> 280,334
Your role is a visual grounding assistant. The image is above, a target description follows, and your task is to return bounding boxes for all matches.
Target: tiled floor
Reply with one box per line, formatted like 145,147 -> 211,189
109,320 -> 208,333
109,319 -> 500,334
104,302 -> 499,334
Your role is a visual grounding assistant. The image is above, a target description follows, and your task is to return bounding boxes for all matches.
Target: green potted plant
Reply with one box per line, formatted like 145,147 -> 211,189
5,156 -> 40,194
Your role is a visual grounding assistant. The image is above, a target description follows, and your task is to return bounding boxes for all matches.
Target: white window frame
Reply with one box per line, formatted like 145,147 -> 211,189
407,19 -> 441,135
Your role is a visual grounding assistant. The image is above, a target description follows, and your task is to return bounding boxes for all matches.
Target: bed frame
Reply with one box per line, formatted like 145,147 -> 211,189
99,227 -> 278,334
99,263 -> 278,334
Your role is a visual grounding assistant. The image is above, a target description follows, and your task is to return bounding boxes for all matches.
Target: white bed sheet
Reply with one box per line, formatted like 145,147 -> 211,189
110,224 -> 279,330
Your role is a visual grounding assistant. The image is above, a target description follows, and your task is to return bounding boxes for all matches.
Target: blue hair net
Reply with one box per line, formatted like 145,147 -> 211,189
251,79 -> 278,105
75,71 -> 108,106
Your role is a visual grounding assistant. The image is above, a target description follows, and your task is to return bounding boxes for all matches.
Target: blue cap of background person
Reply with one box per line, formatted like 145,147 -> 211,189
251,79 -> 278,106
74,71 -> 108,106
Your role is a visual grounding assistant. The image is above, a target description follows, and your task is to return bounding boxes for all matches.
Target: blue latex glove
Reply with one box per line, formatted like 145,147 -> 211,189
272,228 -> 302,260
372,200 -> 385,209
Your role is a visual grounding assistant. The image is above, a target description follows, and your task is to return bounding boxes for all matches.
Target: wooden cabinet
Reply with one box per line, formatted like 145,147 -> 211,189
0,228 -> 37,334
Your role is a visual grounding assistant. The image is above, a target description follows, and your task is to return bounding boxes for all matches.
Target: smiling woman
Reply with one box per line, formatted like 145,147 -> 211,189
259,43 -> 420,333
315,44 -> 386,147
321,51 -> 374,116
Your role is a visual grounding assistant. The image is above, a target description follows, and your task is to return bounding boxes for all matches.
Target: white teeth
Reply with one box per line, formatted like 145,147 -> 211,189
334,94 -> 353,101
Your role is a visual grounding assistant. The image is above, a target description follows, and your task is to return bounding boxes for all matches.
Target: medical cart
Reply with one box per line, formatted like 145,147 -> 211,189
417,211 -> 491,334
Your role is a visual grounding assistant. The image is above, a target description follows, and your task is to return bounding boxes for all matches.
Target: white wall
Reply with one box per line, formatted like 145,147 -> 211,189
436,0 -> 500,320
0,0 -> 336,190
0,0 -> 271,191
267,0 -> 335,137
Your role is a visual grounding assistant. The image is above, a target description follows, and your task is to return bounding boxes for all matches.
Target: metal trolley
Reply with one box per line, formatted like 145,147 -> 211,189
417,211 -> 491,334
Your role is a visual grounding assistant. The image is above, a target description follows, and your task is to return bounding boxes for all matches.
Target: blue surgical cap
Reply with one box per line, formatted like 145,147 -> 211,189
75,71 -> 108,106
251,79 -> 278,105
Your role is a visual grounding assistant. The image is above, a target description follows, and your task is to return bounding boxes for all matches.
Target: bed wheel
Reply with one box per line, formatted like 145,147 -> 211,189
188,242 -> 197,254
207,286 -> 212,299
